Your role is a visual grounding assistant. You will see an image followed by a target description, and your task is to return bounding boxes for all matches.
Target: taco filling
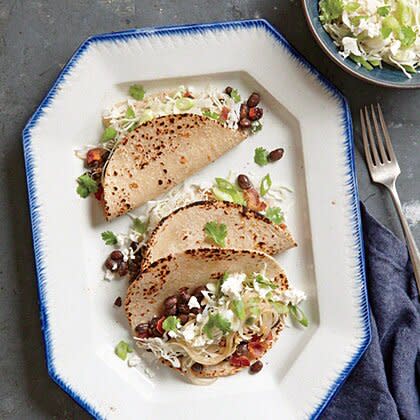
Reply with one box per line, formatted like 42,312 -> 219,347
132,270 -> 306,382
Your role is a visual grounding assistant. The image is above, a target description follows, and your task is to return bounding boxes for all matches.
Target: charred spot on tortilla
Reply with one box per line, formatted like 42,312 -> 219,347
102,114 -> 248,220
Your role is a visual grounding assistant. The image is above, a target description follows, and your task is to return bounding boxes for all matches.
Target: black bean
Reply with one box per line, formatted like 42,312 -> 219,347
248,107 -> 263,121
239,103 -> 249,120
177,287 -> 191,304
247,92 -> 260,108
237,174 -> 252,190
118,261 -> 129,277
250,360 -> 263,374
268,148 -> 284,162
190,306 -> 202,315
148,317 -> 162,337
164,305 -> 178,316
239,118 -> 251,129
113,296 -> 122,307
105,257 -> 118,272
164,295 -> 178,309
235,342 -> 248,356
130,241 -> 139,251
192,286 -> 207,302
135,323 -> 149,338
179,314 -> 189,325
90,169 -> 102,180
177,303 -> 190,315
191,363 -> 203,373
224,86 -> 233,95
110,250 -> 123,262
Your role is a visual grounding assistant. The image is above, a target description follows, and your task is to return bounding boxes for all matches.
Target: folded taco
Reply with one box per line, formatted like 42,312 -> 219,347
125,248 -> 306,383
102,114 -> 247,220
141,200 -> 297,270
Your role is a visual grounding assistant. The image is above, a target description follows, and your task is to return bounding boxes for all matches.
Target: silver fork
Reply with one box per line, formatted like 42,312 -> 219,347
360,104 -> 420,293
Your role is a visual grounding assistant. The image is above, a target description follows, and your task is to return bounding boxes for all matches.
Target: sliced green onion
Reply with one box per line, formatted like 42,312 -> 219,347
115,341 -> 132,360
260,174 -> 272,196
350,54 -> 373,71
175,97 -> 194,111
139,109 -> 154,124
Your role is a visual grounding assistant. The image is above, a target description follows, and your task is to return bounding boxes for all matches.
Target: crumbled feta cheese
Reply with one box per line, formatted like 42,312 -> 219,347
341,37 -> 362,58
278,287 -> 307,306
254,280 -> 271,298
104,269 -> 115,281
181,323 -> 196,342
167,330 -> 177,339
122,247 -> 136,262
188,296 -> 200,310
192,336 -> 206,348
221,273 -> 246,299
128,354 -> 141,367
206,283 -> 216,293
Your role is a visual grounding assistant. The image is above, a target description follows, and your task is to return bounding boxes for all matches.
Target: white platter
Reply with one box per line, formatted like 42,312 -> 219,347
23,19 -> 370,420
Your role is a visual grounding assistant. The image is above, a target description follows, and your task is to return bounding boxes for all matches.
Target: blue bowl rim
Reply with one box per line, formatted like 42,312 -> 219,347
301,0 -> 420,89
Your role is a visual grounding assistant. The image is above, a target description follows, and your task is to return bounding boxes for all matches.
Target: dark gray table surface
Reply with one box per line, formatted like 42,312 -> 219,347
0,1 -> 418,419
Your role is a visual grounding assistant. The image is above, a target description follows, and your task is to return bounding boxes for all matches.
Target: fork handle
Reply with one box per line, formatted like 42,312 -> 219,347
387,183 -> 420,294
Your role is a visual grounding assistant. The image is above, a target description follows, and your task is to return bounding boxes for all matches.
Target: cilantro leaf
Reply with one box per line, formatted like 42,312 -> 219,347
115,340 -> 132,360
265,207 -> 284,224
377,5 -> 390,17
230,89 -> 241,103
231,299 -> 246,320
204,221 -> 227,247
162,316 -> 180,332
129,84 -> 145,100
125,106 -> 136,119
255,274 -> 278,290
202,110 -> 220,120
76,173 -> 98,198
251,120 -> 263,134
289,304 -> 309,327
101,126 -> 117,142
254,147 -> 269,166
212,177 -> 246,205
260,174 -> 272,196
101,231 -> 118,246
132,218 -> 147,235
203,313 -> 232,338
319,0 -> 343,23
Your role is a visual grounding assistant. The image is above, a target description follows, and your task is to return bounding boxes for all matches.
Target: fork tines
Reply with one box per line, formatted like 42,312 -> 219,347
360,104 -> 397,168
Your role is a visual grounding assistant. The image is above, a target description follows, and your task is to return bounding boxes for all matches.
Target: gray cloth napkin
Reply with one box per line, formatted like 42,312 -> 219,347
322,204 -> 420,419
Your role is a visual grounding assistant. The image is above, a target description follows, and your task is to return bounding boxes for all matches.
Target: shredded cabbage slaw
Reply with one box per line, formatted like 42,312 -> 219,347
134,271 -> 306,383
320,0 -> 420,77
101,85 -> 242,151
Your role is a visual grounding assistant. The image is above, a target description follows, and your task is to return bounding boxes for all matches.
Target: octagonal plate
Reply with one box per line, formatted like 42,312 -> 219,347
23,19 -> 370,419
